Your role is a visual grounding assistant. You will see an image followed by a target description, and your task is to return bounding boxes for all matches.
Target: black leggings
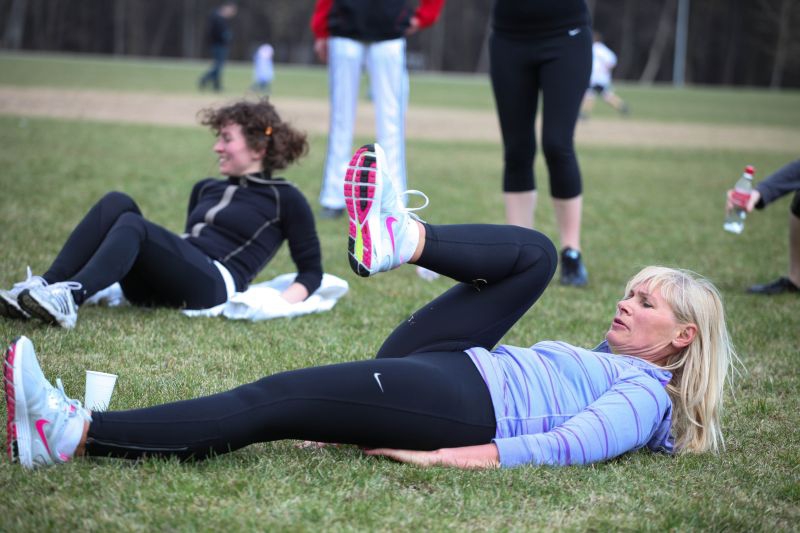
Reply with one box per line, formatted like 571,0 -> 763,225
86,225 -> 557,460
44,192 -> 227,309
490,28 -> 592,197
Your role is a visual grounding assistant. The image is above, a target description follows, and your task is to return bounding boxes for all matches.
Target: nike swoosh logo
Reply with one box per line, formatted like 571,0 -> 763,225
373,372 -> 384,393
385,217 -> 398,252
568,28 -> 581,36
35,419 -> 53,456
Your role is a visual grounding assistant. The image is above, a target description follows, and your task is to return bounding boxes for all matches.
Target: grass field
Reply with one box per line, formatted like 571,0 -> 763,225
0,53 -> 798,531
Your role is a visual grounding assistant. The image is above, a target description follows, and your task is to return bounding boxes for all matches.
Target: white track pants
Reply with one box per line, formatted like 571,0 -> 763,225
319,36 -> 408,209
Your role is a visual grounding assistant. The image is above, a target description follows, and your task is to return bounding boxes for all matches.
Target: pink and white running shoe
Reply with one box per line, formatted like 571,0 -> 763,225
4,336 -> 90,468
345,143 -> 428,277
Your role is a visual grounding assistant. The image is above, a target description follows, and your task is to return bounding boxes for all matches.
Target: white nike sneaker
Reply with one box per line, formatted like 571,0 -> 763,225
4,336 -> 91,468
18,281 -> 81,329
345,143 -> 428,277
0,267 -> 46,320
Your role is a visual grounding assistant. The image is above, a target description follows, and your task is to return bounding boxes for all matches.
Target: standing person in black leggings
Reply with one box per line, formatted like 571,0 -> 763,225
490,0 -> 592,286
0,99 -> 323,329
5,144 -> 737,470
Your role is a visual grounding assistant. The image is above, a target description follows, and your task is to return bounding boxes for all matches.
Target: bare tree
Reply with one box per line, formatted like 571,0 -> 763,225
3,0 -> 28,49
769,0 -> 793,88
639,0 -> 675,83
113,0 -> 126,55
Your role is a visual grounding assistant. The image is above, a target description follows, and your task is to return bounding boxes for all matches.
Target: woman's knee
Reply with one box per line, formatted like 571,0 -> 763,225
98,191 -> 141,216
112,211 -> 148,239
516,227 -> 557,274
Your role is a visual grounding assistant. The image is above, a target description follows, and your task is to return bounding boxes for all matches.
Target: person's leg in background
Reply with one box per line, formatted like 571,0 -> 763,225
489,32 -> 541,229
0,192 -> 141,321
748,191 -> 800,295
367,37 -> 409,197
319,37 -> 365,217
539,28 -> 592,286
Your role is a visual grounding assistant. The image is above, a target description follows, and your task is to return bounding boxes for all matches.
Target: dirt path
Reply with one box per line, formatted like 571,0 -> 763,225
1,86 -> 798,152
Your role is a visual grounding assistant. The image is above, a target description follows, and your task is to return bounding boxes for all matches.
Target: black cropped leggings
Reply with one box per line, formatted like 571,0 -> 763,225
86,225 -> 557,461
490,28 -> 592,198
44,191 -> 227,309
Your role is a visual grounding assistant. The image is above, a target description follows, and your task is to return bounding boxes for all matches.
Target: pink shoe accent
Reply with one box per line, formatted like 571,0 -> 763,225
386,216 -> 398,252
4,341 -> 17,461
35,419 -> 53,456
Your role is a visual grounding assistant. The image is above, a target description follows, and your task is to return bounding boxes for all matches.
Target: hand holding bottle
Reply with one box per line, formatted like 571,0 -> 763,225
726,188 -> 761,213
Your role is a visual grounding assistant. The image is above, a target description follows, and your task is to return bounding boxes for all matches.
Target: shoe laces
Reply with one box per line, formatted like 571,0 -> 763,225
54,378 -> 91,422
44,281 -> 83,301
11,266 -> 46,293
399,190 -> 429,221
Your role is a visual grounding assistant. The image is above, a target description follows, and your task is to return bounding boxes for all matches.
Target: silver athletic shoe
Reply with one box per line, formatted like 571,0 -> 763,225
0,267 -> 46,320
4,336 -> 91,468
18,281 -> 81,329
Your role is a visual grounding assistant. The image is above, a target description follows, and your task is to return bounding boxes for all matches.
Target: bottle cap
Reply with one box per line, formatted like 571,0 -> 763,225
744,165 -> 755,175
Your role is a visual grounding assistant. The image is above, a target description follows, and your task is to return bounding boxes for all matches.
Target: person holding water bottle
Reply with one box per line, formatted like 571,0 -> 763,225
725,160 -> 800,295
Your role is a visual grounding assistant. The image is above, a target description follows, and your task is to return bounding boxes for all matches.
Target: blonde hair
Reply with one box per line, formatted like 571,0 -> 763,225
624,266 -> 737,454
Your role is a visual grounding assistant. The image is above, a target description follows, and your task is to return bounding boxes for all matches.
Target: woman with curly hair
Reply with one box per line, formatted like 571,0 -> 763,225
0,99 -> 322,329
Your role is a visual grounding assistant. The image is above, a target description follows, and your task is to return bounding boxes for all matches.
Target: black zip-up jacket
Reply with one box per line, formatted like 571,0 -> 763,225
184,174 -> 323,295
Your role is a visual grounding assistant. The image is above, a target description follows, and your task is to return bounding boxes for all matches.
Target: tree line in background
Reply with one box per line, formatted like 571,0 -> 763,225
2,0 -> 798,88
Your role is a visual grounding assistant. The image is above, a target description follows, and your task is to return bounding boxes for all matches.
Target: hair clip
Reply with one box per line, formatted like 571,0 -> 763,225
265,126 -> 273,136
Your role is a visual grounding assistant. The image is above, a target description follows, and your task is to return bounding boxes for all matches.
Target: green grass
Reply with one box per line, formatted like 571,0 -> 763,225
0,55 -> 799,530
2,51 -> 800,128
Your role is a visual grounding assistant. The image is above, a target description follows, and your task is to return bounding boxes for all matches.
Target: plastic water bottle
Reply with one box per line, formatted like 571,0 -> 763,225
723,165 -> 755,234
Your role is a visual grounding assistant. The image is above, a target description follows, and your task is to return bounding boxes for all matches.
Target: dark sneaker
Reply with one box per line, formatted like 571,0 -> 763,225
560,247 -> 588,287
746,277 -> 799,295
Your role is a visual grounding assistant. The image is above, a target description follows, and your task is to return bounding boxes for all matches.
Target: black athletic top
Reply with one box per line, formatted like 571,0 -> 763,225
184,174 -> 323,295
492,0 -> 590,38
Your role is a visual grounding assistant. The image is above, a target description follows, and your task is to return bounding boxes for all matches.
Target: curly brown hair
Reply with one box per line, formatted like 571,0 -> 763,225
198,98 -> 308,173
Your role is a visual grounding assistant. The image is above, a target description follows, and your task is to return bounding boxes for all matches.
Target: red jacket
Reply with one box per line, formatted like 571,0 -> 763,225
311,0 -> 444,41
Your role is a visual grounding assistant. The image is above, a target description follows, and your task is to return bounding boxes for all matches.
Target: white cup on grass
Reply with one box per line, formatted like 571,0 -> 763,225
84,370 -> 118,411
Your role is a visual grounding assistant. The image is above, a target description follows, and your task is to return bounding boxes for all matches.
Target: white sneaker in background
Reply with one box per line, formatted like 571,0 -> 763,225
18,281 -> 81,329
0,267 -> 46,319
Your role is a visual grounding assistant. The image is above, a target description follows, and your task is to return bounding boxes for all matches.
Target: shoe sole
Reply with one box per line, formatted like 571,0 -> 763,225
18,290 -> 75,329
4,337 -> 32,467
345,144 -> 383,277
0,292 -> 29,320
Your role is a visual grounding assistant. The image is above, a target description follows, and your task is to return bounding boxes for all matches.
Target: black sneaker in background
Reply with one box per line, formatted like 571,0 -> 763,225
560,247 -> 588,287
746,277 -> 799,295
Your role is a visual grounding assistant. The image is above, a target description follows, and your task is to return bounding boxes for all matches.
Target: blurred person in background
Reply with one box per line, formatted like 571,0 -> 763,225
198,1 -> 238,92
252,43 -> 275,94
580,31 -> 630,119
